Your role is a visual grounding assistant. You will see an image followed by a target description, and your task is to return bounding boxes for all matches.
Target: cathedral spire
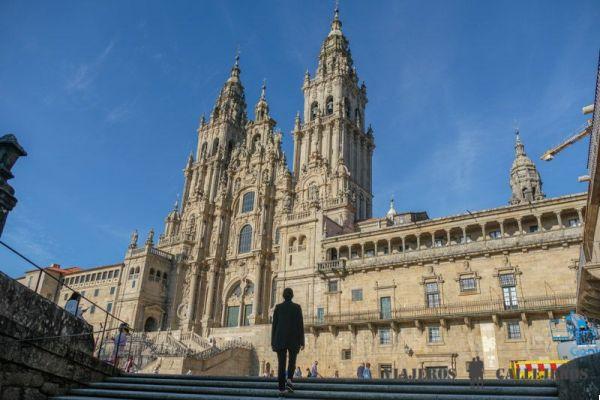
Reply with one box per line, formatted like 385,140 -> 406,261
329,1 -> 342,36
254,80 -> 269,121
509,129 -> 545,204
210,52 -> 247,126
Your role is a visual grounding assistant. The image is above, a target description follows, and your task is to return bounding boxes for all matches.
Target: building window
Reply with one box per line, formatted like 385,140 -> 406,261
428,326 -> 441,343
326,96 -> 334,115
425,282 -> 441,308
459,235 -> 472,244
351,289 -> 363,301
110,286 -> 116,295
107,302 -> 113,313
101,271 -> 107,280
316,307 -> 324,323
241,192 -> 255,213
243,304 -> 253,326
274,228 -> 280,245
238,225 -> 252,254
310,102 -> 319,121
459,277 -> 477,293
529,225 -> 538,233
94,289 -> 100,297
489,230 -> 501,239
379,328 -> 391,345
328,280 -> 338,293
379,296 -> 392,319
108,270 -> 114,279
341,349 -> 352,360
507,321 -> 521,339
131,280 -> 136,288
113,269 -> 119,278
380,364 -> 393,379
89,305 -> 96,314
226,306 -> 240,327
500,274 -> 518,310
567,218 -> 579,227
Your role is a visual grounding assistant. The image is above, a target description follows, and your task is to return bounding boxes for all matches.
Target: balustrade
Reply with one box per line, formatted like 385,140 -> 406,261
305,293 -> 575,327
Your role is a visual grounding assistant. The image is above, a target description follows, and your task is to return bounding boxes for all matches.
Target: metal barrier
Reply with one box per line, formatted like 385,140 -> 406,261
0,239 -> 135,374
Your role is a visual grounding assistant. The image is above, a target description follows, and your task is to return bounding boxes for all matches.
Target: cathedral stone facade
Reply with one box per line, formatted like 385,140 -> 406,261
20,9 -> 587,378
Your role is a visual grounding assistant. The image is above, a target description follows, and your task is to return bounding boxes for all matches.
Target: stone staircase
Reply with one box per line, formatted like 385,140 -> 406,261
53,374 -> 560,400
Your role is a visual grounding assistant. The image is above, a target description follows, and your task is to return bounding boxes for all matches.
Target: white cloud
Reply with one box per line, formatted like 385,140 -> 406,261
66,40 -> 115,93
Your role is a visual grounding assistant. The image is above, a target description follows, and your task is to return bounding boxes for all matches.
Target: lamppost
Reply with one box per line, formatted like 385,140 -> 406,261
0,134 -> 27,238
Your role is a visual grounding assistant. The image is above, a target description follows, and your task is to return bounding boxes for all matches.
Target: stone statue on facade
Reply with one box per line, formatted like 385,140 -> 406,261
145,229 -> 154,247
129,230 -> 138,249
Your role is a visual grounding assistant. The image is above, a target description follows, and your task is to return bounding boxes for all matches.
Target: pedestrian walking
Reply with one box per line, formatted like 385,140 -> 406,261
111,323 -> 130,367
310,361 -> 322,378
271,288 -> 305,395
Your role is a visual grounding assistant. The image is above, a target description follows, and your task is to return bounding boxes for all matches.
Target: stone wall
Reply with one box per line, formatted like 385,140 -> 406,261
556,352 -> 600,400
0,271 -> 114,400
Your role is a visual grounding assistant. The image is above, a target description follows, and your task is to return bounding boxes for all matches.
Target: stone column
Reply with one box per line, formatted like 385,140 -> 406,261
500,221 -> 505,237
536,215 -> 542,231
447,231 -> 451,245
577,208 -> 584,225
462,227 -> 467,243
253,262 -> 263,323
356,138 -> 362,187
517,219 -> 523,235
332,123 -> 339,167
401,237 -> 405,252
481,224 -> 487,241
187,264 -> 200,328
202,265 -> 218,323
555,212 -> 563,229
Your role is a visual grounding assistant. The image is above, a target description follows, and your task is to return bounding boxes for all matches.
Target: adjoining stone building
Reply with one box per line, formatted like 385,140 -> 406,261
19,8 -> 586,378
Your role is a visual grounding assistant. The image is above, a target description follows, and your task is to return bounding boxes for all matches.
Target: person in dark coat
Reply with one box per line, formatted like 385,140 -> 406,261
271,287 -> 304,394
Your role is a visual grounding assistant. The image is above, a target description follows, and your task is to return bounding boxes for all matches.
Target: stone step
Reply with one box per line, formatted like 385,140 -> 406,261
118,374 -> 558,387
95,379 -> 558,396
59,387 -> 559,400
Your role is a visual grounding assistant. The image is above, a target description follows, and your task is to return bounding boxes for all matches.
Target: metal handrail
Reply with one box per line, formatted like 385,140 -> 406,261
0,239 -> 135,373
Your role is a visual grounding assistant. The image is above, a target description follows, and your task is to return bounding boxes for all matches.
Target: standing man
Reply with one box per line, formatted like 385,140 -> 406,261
271,288 -> 304,394
362,363 -> 372,379
356,362 -> 365,379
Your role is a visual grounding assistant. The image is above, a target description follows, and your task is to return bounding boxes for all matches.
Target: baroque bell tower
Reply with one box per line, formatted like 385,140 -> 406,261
292,6 -> 374,224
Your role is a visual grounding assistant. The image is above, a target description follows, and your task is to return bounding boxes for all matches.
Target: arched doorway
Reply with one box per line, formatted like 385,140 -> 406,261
144,316 -> 158,332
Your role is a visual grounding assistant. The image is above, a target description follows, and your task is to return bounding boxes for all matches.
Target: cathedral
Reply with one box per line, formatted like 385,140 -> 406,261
22,7 -> 586,378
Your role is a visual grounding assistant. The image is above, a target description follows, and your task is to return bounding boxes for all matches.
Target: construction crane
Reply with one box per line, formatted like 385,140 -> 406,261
540,104 -> 594,161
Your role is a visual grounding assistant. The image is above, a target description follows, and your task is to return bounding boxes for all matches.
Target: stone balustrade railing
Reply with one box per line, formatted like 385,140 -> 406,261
317,259 -> 346,273
305,293 -> 576,327
340,227 -> 582,271
286,210 -> 313,221
158,232 -> 194,247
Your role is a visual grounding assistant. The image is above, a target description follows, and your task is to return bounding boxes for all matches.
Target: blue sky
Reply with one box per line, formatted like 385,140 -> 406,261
1,0 -> 598,277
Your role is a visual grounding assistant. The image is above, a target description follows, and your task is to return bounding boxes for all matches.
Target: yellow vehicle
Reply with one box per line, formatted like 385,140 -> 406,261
508,360 -> 567,380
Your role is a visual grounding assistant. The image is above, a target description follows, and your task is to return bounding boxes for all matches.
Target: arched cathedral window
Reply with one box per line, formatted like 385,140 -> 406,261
201,142 -> 207,159
212,138 -> 219,156
326,96 -> 334,115
238,225 -> 252,254
241,192 -> 255,213
310,102 -> 319,121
